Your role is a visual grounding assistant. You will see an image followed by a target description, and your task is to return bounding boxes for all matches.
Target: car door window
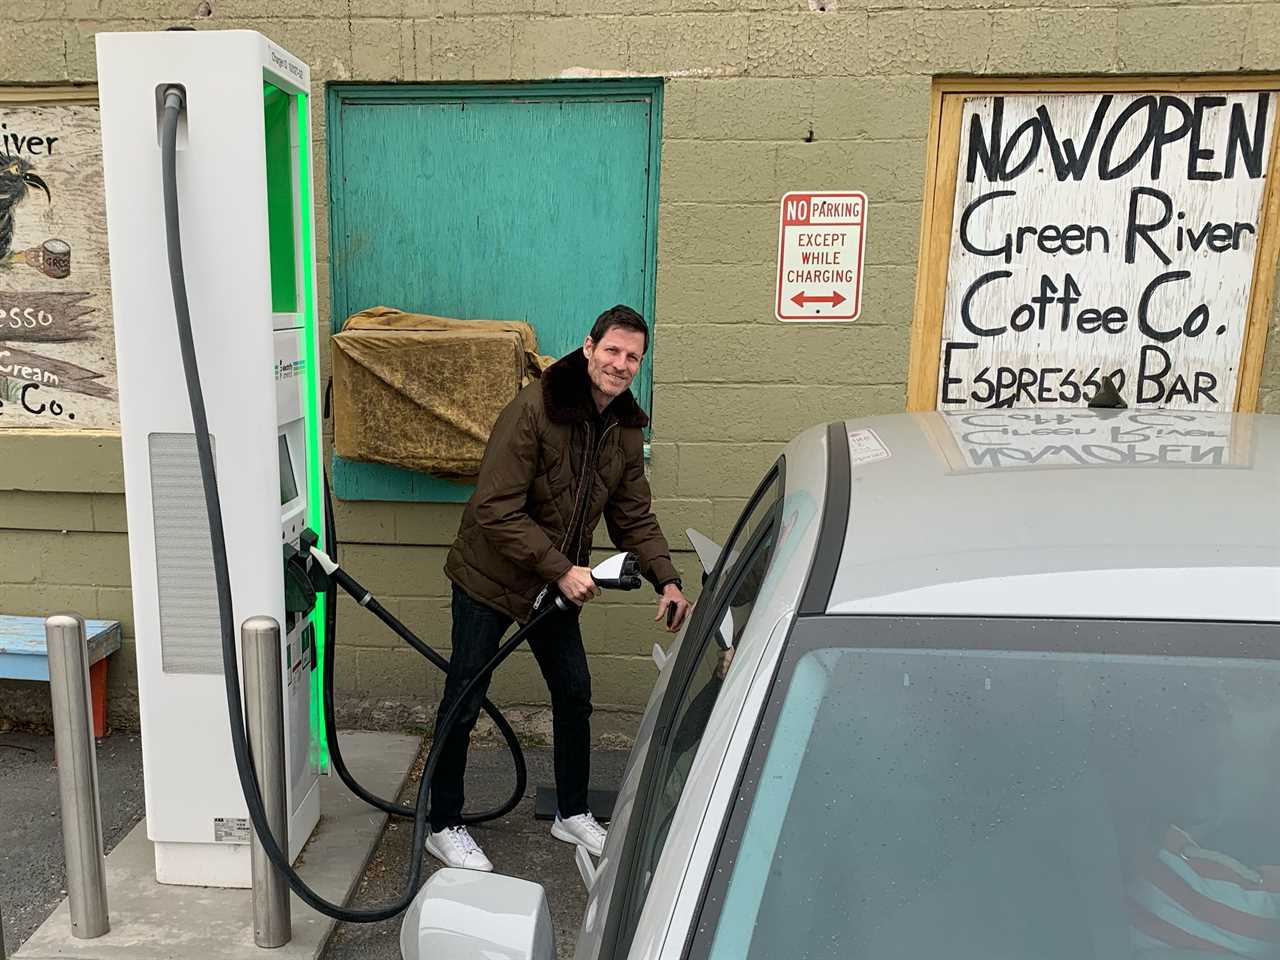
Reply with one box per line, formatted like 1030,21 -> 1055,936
689,618 -> 1280,960
603,463 -> 786,958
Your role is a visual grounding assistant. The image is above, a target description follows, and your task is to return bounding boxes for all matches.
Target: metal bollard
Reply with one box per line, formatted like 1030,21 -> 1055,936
242,616 -> 291,948
45,614 -> 110,939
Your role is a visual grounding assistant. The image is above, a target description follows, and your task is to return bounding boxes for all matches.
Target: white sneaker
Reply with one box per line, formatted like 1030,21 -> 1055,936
551,812 -> 607,857
425,826 -> 493,872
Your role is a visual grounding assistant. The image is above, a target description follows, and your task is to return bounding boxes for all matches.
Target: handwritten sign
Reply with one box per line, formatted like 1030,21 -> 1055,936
0,99 -> 117,429
936,91 -> 1275,411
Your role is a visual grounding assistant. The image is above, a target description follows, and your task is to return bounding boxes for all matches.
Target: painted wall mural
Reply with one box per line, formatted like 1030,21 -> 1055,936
0,98 -> 117,429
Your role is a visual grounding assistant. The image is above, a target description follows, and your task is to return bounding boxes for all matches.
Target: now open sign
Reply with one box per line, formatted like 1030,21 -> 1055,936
775,191 -> 867,322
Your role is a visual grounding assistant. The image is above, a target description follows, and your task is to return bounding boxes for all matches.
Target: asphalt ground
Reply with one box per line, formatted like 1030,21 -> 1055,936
0,730 -> 626,960
322,745 -> 628,960
0,729 -> 146,957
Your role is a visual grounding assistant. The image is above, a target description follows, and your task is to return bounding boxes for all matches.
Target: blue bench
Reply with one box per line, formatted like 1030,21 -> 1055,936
0,615 -> 123,737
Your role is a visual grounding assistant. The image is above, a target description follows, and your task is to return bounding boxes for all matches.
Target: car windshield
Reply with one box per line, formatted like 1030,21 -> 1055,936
694,616 -> 1280,960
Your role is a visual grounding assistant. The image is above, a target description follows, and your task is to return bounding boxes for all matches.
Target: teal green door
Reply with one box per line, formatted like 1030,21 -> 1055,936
327,81 -> 663,501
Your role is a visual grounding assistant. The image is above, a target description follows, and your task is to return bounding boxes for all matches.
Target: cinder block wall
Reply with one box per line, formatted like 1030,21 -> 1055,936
2,0 -> 1278,738
0,436 -> 136,727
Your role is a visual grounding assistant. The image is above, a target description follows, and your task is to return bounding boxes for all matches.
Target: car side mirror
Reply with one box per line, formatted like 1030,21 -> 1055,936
686,528 -> 721,583
688,529 -> 735,650
400,869 -> 554,960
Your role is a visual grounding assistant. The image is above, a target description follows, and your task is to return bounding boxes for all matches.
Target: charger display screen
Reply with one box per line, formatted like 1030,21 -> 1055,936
279,434 -> 299,505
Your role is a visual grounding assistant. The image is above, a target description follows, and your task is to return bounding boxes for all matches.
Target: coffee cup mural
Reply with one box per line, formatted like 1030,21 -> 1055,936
23,239 -> 72,279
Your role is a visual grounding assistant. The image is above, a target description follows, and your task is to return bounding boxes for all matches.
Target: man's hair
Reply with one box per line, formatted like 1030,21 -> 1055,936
589,304 -> 648,353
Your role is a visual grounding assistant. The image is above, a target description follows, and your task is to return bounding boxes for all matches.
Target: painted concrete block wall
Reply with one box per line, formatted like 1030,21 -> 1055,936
1,0 -> 1278,737
0,436 -> 137,727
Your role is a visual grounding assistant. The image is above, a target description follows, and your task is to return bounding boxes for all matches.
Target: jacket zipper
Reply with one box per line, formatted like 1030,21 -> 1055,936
559,420 -> 593,557
562,418 -> 617,564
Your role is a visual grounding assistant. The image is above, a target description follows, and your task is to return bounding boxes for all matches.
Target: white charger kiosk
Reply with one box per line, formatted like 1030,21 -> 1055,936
97,29 -> 327,887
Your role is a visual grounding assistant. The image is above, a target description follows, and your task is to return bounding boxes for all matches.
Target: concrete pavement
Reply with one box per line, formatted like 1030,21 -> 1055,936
0,731 -> 146,957
12,731 -> 418,960
2,729 -> 627,960
323,746 -> 628,960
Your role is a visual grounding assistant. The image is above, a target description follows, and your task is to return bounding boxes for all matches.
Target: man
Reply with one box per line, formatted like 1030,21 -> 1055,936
427,304 -> 691,871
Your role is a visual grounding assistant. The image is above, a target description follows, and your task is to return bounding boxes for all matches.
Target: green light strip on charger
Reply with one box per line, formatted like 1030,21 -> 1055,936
295,89 -> 329,774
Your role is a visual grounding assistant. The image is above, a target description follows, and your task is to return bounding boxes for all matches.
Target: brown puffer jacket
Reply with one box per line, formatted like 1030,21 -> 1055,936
444,349 -> 680,622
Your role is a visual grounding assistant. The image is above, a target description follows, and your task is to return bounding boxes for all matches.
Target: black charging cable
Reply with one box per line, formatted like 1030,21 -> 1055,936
314,510 -> 527,825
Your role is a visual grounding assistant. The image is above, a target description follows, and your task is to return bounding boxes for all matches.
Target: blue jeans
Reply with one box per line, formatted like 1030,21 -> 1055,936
430,584 -> 592,831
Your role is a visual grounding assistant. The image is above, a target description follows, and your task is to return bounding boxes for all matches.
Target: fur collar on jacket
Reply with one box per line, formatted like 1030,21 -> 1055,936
541,348 -> 649,429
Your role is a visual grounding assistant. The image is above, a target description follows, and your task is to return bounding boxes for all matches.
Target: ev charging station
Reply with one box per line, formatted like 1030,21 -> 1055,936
92,29 -> 645,944
97,30 -> 328,888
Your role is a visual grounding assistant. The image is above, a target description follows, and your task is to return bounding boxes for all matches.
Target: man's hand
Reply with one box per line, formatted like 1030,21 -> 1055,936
655,583 -> 691,633
557,566 -> 601,606
715,646 -> 735,680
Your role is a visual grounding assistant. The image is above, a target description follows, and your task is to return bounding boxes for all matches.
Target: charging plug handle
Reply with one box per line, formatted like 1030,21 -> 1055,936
591,551 -> 642,591
547,552 -> 642,613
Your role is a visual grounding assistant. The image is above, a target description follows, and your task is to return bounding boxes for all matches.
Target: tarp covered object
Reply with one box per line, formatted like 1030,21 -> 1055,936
332,306 -> 551,479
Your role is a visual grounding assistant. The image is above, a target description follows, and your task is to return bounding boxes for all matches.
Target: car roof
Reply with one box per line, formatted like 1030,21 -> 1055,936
789,410 -> 1280,623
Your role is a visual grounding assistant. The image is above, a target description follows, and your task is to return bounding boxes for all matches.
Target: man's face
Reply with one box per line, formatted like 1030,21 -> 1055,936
584,326 -> 646,401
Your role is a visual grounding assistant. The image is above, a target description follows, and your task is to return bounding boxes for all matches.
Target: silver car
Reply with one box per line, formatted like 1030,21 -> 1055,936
404,409 -> 1280,960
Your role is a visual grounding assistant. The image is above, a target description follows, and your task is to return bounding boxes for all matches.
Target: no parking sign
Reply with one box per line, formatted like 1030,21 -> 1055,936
775,191 -> 867,322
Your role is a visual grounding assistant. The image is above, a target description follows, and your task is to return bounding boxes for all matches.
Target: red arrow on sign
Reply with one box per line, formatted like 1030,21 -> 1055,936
790,290 -> 847,308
